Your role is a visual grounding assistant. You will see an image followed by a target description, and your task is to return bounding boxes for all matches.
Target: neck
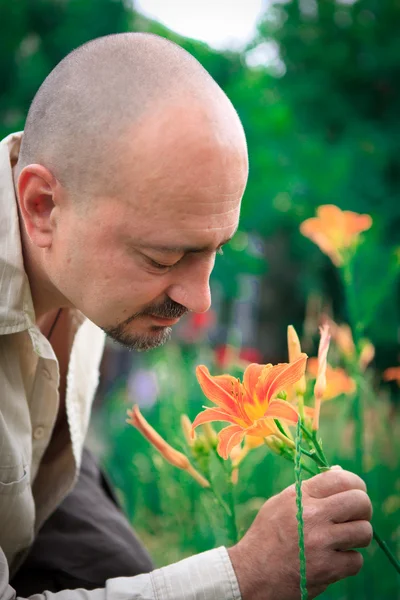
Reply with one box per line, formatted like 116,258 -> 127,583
18,214 -> 69,323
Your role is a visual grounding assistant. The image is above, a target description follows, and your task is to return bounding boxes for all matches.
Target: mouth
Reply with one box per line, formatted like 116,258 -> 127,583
147,315 -> 181,327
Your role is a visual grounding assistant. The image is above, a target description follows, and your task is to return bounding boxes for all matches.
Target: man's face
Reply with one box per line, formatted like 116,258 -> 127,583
46,100 -> 248,350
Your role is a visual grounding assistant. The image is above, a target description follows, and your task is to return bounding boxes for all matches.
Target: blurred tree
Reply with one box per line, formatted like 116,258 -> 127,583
238,0 -> 400,359
0,0 -> 132,136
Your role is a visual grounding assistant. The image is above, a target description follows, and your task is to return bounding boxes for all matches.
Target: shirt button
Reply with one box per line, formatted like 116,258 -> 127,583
33,426 -> 45,440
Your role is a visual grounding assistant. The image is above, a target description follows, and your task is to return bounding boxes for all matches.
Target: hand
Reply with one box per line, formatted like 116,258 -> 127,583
228,468 -> 373,600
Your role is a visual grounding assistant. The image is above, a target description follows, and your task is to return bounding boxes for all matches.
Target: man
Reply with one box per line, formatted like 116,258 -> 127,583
0,33 -> 372,599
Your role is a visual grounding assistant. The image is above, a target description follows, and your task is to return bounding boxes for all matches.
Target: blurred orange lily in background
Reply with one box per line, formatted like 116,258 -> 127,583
312,325 -> 331,430
325,318 -> 356,358
300,204 -> 372,266
383,366 -> 400,386
127,405 -> 210,488
307,359 -> 356,402
192,355 -> 307,459
325,317 -> 375,371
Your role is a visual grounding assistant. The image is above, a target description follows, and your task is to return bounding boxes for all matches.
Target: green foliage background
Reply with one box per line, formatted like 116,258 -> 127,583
2,0 -> 400,598
2,0 -> 400,357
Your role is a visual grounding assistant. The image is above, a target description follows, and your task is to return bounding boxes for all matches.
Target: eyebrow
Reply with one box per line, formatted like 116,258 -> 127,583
136,232 -> 238,255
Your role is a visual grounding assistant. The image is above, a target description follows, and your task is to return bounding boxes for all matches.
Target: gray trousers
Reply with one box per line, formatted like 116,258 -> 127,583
10,449 -> 154,595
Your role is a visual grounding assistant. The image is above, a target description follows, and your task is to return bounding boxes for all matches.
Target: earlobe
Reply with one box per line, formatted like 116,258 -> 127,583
17,164 -> 57,249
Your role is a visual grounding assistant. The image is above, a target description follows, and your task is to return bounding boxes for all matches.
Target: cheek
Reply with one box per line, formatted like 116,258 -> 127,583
82,247 -> 169,314
54,216 -> 168,316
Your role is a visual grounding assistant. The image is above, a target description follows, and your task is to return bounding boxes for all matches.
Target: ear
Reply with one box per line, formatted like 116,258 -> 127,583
17,164 -> 58,249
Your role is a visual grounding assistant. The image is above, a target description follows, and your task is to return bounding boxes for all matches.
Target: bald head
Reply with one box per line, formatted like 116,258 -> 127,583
17,33 -> 243,198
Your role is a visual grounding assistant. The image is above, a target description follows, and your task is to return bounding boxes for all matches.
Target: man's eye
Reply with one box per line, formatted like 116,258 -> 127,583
147,258 -> 174,271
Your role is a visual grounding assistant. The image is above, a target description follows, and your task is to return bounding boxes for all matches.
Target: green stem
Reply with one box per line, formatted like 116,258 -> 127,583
311,431 -> 329,467
274,418 -> 293,441
300,447 -> 327,469
373,530 -> 400,575
341,260 -> 364,476
353,390 -> 364,476
226,476 -> 238,544
279,445 -> 317,476
208,484 -> 232,517
300,424 -> 326,463
295,419 -> 308,599
341,261 -> 363,345
214,453 -> 238,543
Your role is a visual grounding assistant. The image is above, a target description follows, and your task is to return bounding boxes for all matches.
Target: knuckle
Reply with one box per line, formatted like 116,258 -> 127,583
307,528 -> 329,553
323,469 -> 353,493
334,470 -> 367,492
303,501 -> 319,523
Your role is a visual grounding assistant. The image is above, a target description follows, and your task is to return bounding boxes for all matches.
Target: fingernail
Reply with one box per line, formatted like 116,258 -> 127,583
330,465 -> 343,470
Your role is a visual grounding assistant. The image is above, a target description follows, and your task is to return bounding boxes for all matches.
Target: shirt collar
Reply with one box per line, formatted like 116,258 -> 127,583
0,132 -> 36,335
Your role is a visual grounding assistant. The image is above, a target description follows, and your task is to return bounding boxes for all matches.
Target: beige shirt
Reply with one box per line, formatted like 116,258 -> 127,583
0,132 -> 241,600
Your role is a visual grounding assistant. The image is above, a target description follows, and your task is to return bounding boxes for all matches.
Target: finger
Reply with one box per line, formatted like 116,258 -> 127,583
322,550 -> 364,585
304,469 -> 367,499
332,550 -> 364,581
329,521 -> 373,551
323,489 -> 372,523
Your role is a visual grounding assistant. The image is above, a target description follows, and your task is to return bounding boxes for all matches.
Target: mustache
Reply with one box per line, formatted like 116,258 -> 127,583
124,298 -> 188,326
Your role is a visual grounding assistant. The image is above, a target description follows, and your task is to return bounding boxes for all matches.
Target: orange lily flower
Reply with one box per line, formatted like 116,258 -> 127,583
307,359 -> 356,402
192,355 -> 307,459
300,205 -> 372,266
323,317 -> 375,370
383,367 -> 400,386
127,405 -> 210,488
312,325 -> 331,430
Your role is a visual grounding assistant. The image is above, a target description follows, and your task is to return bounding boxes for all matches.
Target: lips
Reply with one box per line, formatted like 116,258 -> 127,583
148,315 -> 181,326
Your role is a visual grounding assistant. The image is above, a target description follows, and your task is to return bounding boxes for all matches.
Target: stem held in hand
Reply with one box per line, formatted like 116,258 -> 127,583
295,419 -> 308,600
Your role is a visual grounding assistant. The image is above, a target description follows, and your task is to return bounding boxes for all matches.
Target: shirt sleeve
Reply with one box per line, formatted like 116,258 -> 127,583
0,547 -> 241,600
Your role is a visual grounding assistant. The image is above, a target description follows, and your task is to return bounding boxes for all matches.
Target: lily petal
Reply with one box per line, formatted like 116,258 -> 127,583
127,405 -> 190,470
246,417 -> 280,439
243,363 -> 265,396
191,407 -> 244,432
258,354 -> 307,402
196,365 -> 239,414
217,425 -> 245,460
343,211 -> 372,236
265,399 -> 299,423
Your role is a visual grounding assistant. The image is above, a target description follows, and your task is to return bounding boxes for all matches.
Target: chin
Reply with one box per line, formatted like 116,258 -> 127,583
104,323 -> 172,352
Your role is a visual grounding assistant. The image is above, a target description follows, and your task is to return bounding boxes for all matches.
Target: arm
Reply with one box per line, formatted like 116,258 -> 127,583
0,546 -> 241,600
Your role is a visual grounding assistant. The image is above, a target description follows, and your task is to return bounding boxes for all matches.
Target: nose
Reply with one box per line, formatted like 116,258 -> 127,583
166,254 -> 214,314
